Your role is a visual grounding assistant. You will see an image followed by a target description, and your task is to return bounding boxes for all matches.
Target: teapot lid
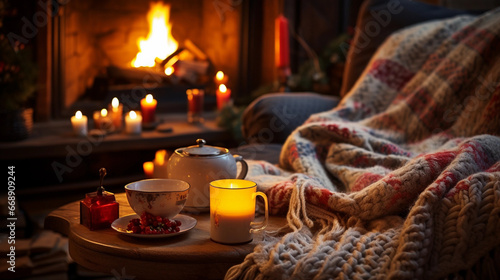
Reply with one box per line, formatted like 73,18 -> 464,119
181,139 -> 228,156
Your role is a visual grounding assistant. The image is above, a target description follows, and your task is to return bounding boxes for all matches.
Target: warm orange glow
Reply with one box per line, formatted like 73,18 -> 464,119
143,161 -> 154,178
129,110 -> 138,119
131,2 -> 178,67
111,97 -> 119,109
219,84 -> 227,93
75,110 -> 82,119
210,179 -> 256,216
216,71 -> 224,81
100,108 -> 108,117
155,149 -> 167,166
145,94 -> 154,103
165,66 -> 174,76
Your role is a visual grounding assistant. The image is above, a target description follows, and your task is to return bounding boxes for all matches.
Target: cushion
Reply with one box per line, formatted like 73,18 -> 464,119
241,92 -> 339,144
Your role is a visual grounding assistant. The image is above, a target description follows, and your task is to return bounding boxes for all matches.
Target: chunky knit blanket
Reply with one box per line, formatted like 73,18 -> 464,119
227,8 -> 500,280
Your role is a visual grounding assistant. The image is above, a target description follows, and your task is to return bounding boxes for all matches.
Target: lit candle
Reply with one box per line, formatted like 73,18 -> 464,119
71,110 -> 88,137
210,179 -> 269,244
93,108 -> 113,132
216,84 -> 231,110
214,70 -> 228,85
109,97 -> 123,131
125,110 -> 142,134
186,89 -> 204,123
165,66 -> 174,76
275,15 -> 290,68
143,161 -> 154,178
140,94 -> 157,126
153,149 -> 168,178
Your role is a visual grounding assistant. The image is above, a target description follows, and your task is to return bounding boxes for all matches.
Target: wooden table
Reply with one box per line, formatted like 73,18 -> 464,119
44,193 -> 287,280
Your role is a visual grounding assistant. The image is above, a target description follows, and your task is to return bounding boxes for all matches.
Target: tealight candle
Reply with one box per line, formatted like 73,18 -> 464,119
216,84 -> 231,110
109,97 -> 123,131
71,110 -> 88,137
93,108 -> 113,132
143,161 -> 154,178
153,149 -> 168,178
140,94 -> 157,127
125,110 -> 142,134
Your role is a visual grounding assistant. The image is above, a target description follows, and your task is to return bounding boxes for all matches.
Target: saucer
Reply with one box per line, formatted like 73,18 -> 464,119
111,214 -> 197,239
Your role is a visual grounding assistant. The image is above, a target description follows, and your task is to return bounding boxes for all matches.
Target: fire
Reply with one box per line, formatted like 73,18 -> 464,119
131,2 -> 178,68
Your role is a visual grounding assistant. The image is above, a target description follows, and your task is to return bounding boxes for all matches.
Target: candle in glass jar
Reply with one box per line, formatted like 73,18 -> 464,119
109,97 -> 123,131
93,108 -> 113,132
125,110 -> 142,134
186,89 -> 204,123
71,110 -> 88,137
216,84 -> 231,110
140,94 -> 157,125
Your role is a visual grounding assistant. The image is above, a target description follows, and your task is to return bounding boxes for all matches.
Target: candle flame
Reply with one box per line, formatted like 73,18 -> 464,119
155,149 -> 167,165
112,97 -> 119,109
216,71 -> 224,81
146,94 -> 154,103
101,108 -> 108,117
165,66 -> 174,76
75,110 -> 82,119
129,111 -> 137,119
131,2 -> 178,67
143,161 -> 154,177
219,84 -> 227,93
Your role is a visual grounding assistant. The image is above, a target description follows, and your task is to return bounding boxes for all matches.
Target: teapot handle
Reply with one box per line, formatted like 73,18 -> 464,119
233,155 -> 248,179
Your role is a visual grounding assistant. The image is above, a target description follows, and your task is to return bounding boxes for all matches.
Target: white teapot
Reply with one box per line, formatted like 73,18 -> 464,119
167,139 -> 248,213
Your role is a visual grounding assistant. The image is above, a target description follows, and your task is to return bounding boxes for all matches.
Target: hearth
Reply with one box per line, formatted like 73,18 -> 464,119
17,0 -> 354,121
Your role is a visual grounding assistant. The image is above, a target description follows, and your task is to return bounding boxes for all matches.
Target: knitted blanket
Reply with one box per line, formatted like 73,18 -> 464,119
227,8 -> 500,280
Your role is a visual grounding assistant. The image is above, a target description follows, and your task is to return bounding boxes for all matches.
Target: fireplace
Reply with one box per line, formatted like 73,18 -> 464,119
48,0 -> 245,118
27,0 -> 354,121
27,0 -> 268,120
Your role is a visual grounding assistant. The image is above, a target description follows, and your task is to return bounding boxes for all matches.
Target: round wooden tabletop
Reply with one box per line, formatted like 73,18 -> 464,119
44,193 -> 287,280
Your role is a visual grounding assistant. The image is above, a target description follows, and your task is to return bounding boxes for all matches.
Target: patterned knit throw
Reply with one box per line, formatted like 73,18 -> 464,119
226,8 -> 500,280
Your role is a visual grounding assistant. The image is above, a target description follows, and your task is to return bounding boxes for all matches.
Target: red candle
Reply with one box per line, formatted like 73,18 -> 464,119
216,84 -> 231,110
275,15 -> 290,68
140,94 -> 157,125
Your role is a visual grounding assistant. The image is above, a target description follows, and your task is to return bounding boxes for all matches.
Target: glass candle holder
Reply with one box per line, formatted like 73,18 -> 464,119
186,89 -> 204,123
210,179 -> 268,244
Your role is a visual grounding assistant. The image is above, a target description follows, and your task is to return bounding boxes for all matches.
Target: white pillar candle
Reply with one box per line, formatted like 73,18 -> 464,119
125,110 -> 142,134
71,110 -> 88,137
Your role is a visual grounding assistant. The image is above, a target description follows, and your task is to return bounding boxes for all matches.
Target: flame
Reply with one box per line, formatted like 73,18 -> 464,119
100,108 -> 108,117
219,84 -> 227,93
111,97 -> 119,109
75,111 -> 82,119
131,2 -> 178,68
216,71 -> 224,81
